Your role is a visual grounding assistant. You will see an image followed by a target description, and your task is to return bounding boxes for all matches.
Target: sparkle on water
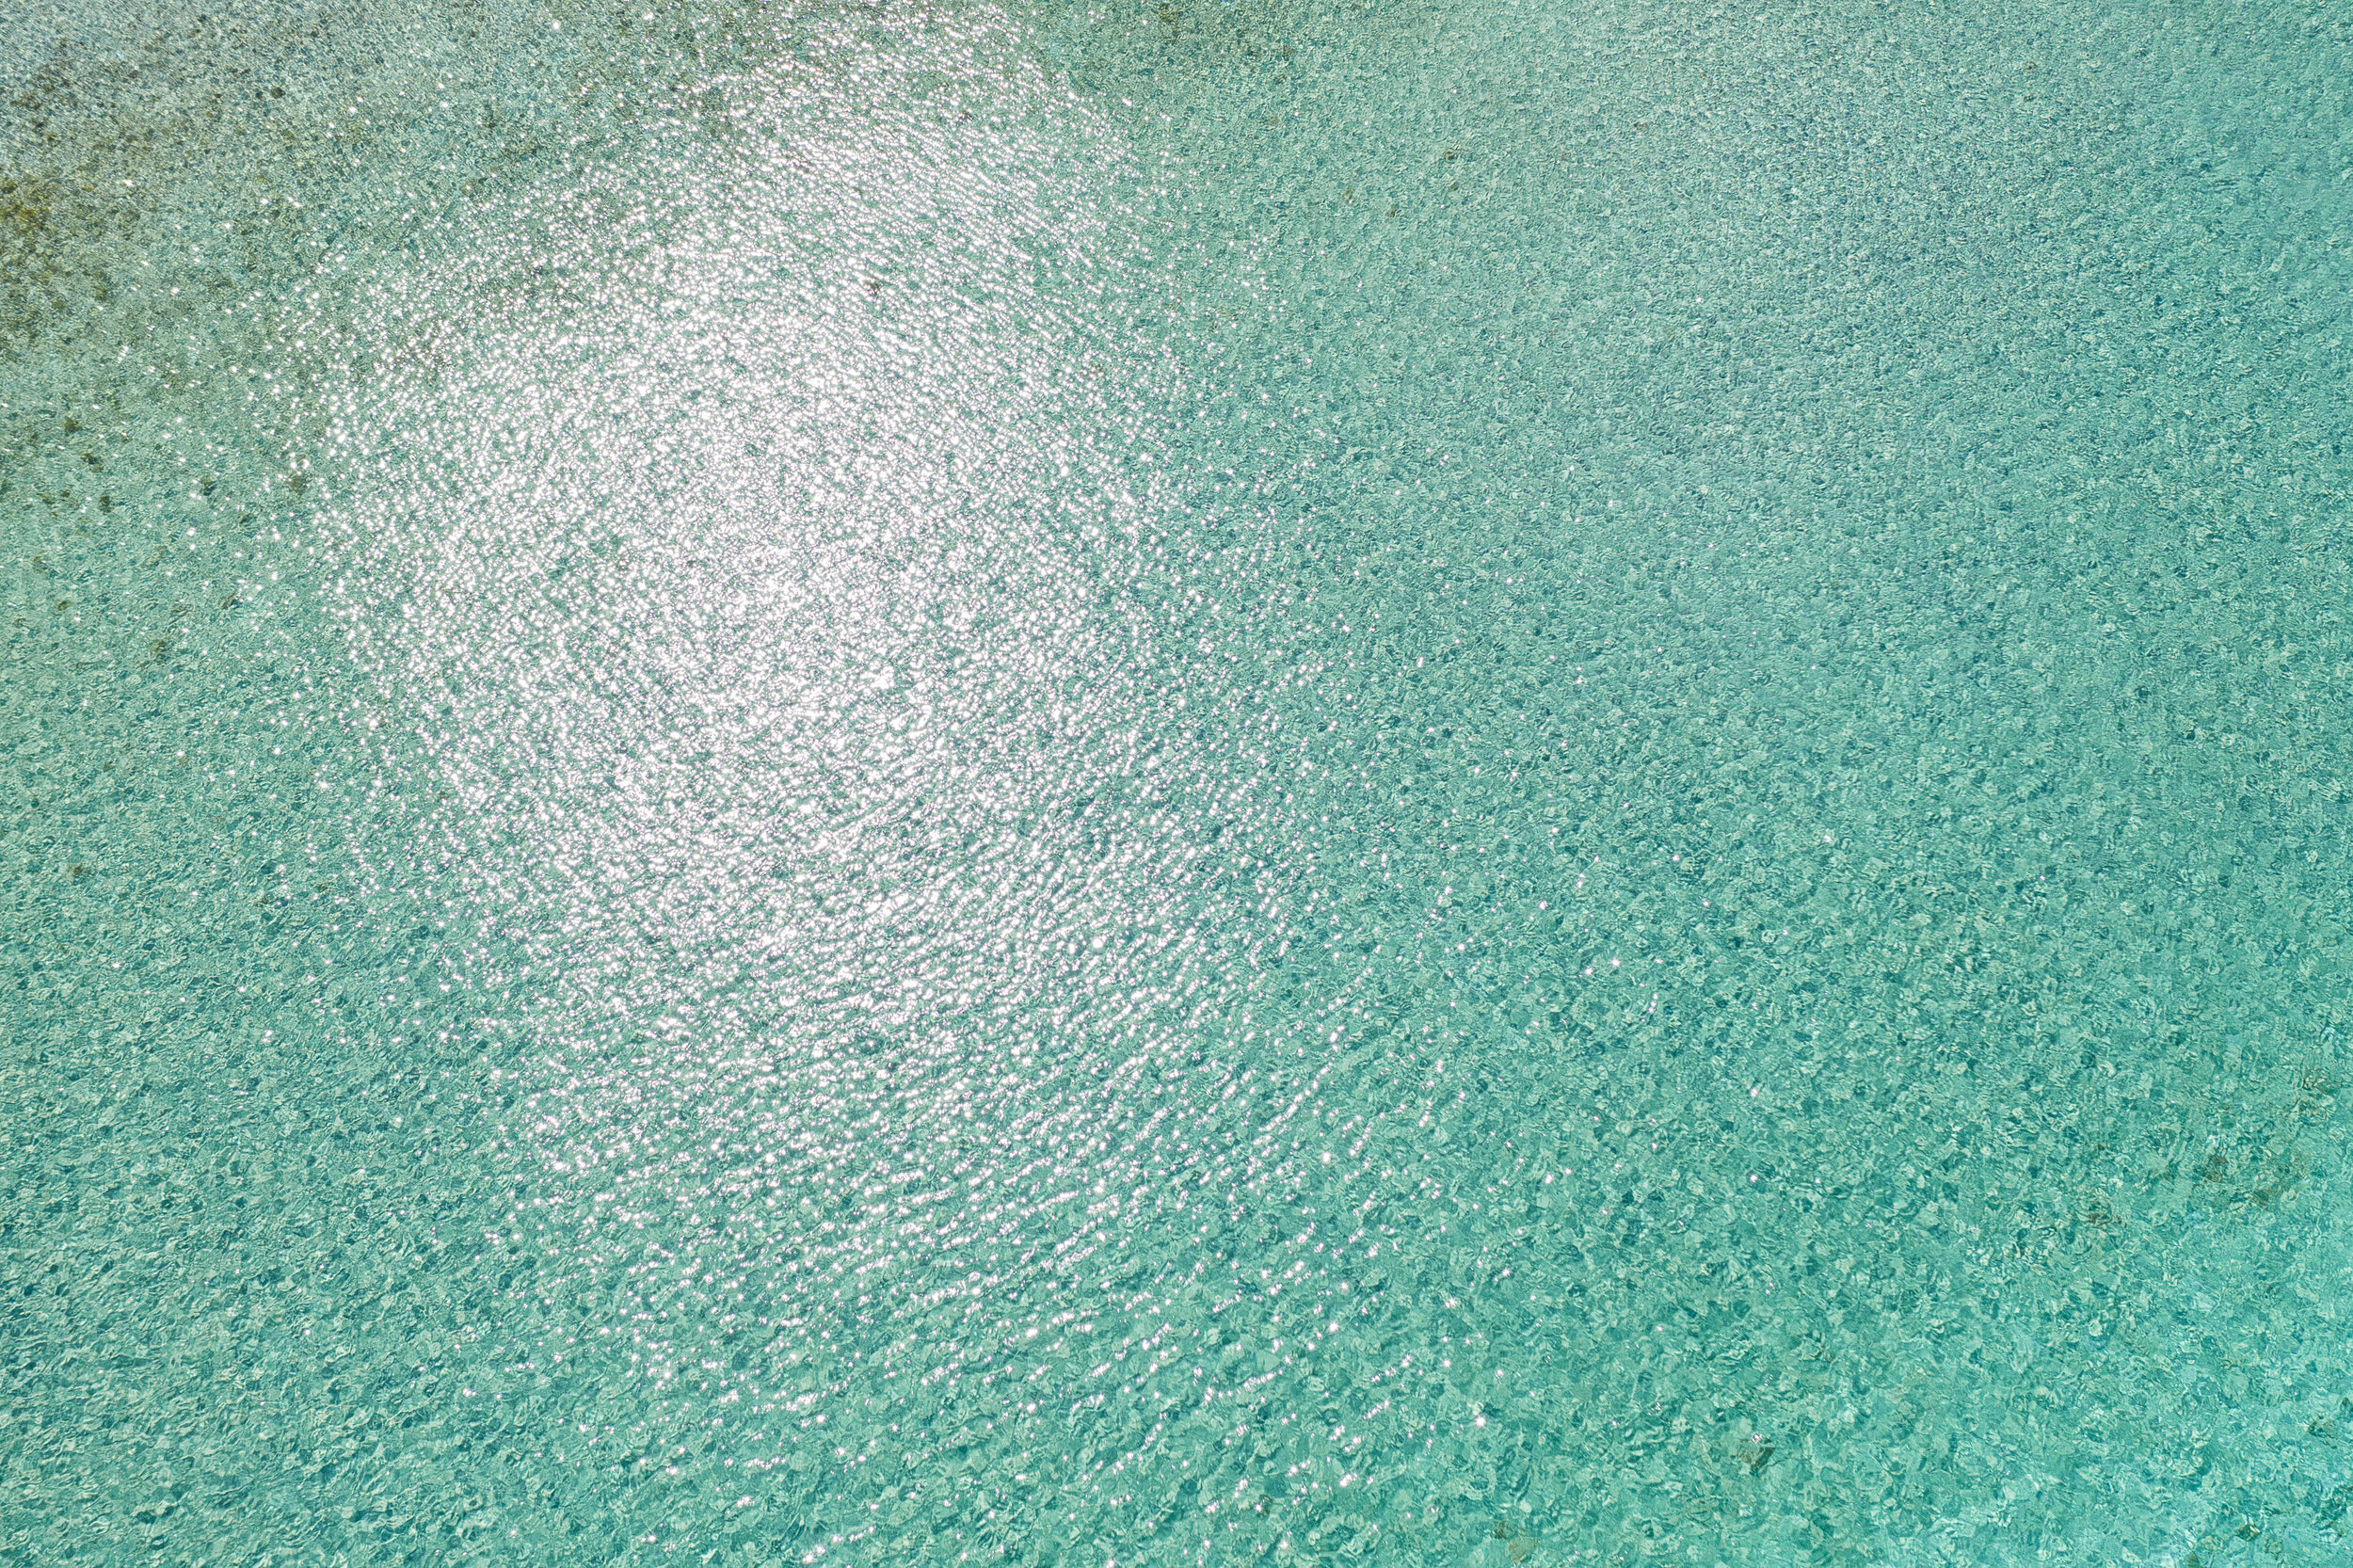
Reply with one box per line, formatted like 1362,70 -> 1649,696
3,0 -> 2350,1563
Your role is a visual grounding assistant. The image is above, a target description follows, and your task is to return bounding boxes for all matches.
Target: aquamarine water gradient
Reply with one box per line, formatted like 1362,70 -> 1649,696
3,0 -> 2349,1562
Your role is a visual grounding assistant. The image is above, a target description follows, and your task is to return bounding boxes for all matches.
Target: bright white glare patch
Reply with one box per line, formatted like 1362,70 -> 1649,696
322,20 -> 1189,1138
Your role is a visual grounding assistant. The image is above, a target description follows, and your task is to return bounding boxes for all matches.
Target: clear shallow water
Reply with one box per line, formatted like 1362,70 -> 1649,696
3,0 -> 2349,1561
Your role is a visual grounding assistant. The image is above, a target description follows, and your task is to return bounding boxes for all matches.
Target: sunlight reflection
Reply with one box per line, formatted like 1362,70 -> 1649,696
324,13 -> 1192,1173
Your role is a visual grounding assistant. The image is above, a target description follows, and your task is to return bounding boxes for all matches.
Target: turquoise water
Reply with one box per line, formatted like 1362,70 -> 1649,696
4,0 -> 2349,1561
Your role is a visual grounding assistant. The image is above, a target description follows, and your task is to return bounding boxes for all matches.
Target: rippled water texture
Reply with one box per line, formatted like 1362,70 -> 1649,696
5,0 -> 2351,1562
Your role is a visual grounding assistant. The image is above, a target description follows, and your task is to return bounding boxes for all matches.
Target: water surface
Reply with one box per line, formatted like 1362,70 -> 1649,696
3,0 -> 2350,1562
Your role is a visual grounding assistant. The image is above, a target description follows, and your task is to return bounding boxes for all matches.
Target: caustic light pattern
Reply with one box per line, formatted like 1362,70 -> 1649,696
2,0 -> 2349,1564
